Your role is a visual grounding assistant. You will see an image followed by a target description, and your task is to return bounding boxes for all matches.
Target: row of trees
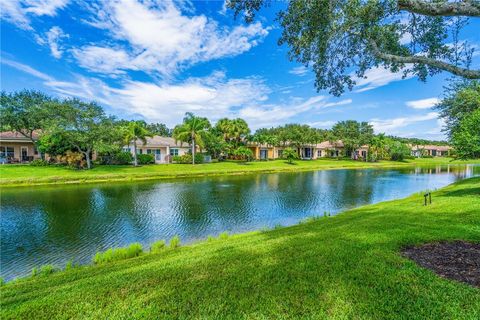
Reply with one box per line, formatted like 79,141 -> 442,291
2,83 -> 477,168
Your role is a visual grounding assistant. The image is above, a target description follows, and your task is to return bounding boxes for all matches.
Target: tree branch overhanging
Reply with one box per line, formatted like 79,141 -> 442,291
369,40 -> 480,79
398,0 -> 480,17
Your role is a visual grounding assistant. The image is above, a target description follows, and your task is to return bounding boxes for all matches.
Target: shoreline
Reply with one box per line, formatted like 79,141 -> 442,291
1,158 -> 478,188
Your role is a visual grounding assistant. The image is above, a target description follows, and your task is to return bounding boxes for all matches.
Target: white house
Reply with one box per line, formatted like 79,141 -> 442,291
124,136 -> 191,164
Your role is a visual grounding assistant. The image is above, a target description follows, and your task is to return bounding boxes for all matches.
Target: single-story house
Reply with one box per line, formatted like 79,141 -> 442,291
124,136 -> 192,164
410,145 -> 452,157
248,143 -> 276,160
315,140 -> 344,158
0,131 -> 41,163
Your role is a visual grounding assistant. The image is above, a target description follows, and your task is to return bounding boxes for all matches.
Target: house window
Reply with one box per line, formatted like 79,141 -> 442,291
137,149 -> 143,154
170,148 -> 179,156
123,147 -> 131,153
0,146 -> 14,158
317,150 -> 321,157
277,150 -> 283,158
34,146 -> 39,155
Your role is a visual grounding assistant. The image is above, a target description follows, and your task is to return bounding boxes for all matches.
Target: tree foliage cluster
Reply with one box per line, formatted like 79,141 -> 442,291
436,80 -> 480,159
228,0 -> 480,96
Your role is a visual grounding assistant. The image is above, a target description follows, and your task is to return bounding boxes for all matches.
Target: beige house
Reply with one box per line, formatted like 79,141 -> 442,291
0,131 -> 41,163
315,140 -> 344,158
410,145 -> 452,157
124,136 -> 192,164
248,143 -> 276,160
247,140 -> 347,160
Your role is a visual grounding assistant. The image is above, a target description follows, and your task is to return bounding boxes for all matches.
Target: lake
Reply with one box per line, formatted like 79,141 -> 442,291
1,164 -> 478,280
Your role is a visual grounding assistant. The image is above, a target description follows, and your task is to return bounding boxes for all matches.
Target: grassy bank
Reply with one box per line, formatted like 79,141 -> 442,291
2,177 -> 479,319
1,157 -> 478,187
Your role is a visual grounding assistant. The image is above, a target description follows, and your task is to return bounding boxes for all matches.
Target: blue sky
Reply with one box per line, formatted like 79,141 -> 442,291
1,0 -> 479,140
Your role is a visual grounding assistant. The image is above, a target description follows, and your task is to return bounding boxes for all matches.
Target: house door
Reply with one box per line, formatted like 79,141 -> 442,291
260,149 -> 268,160
21,146 -> 28,162
304,148 -> 312,159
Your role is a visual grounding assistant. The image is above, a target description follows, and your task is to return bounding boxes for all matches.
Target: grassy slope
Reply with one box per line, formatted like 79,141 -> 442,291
1,157 -> 478,187
1,177 -> 479,319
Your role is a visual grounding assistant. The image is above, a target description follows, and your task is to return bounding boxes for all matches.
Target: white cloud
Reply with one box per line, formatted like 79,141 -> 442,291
370,112 -> 439,134
3,58 -> 351,129
354,67 -> 414,92
109,71 -> 270,125
76,0 -> 269,76
308,120 -> 336,128
1,58 -> 54,81
289,66 -> 308,76
238,97 -> 351,128
1,0 -> 68,30
71,46 -> 132,74
406,97 -> 440,109
36,26 -> 68,58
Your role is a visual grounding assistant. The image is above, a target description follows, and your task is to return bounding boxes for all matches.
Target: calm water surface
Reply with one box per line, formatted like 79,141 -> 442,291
1,164 -> 478,280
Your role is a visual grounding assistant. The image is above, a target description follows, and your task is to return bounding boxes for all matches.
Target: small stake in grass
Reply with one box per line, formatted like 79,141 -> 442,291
424,192 -> 432,206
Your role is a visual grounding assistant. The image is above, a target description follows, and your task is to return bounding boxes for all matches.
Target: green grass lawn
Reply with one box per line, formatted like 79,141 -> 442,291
2,177 -> 479,319
1,157 -> 478,187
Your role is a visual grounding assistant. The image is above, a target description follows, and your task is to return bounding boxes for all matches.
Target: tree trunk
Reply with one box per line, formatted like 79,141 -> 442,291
85,151 -> 92,169
192,138 -> 196,165
133,141 -> 138,166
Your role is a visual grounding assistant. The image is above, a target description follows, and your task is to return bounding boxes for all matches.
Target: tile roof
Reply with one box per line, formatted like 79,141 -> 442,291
316,140 -> 344,149
0,131 -> 39,141
135,136 -> 191,148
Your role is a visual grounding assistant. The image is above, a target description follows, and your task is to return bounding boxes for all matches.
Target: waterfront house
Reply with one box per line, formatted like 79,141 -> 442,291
315,140 -> 344,158
0,131 -> 41,163
124,136 -> 192,164
410,145 -> 452,157
248,143 -> 276,160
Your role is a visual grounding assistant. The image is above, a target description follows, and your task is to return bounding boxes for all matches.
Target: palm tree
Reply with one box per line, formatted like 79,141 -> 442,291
123,121 -> 153,166
173,113 -> 211,164
369,133 -> 387,162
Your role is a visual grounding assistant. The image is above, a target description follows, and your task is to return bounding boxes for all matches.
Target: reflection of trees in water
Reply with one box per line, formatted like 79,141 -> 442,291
274,172 -> 319,213
171,176 -> 259,233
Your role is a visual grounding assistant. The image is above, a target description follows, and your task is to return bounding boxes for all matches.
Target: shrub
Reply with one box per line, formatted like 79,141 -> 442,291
0,277 -> 4,286
40,264 -> 56,275
93,243 -> 143,265
175,153 -> 205,164
30,159 -> 49,166
194,153 -> 204,164
115,151 -> 134,165
282,147 -> 299,164
233,147 -> 253,162
169,235 -> 181,249
32,264 -> 56,277
55,151 -> 86,169
219,232 -> 229,240
65,260 -> 76,271
173,154 -> 192,164
388,141 -> 411,161
137,154 -> 155,165
150,240 -> 166,253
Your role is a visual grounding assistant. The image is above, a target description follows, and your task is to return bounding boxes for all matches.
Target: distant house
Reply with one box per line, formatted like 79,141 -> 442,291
0,131 -> 41,163
124,136 -> 192,164
410,145 -> 452,157
248,140 -> 347,160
